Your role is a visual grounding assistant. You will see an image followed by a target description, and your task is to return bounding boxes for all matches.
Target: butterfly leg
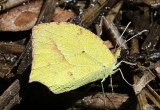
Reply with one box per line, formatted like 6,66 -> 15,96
114,59 -> 135,86
101,77 -> 107,105
101,77 -> 106,93
114,68 -> 133,86
114,60 -> 136,70
110,75 -> 114,92
101,74 -> 113,105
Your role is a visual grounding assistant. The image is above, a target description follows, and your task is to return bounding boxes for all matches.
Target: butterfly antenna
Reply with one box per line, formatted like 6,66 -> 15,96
120,22 -> 131,39
124,30 -> 148,44
117,29 -> 148,51
115,22 -> 132,49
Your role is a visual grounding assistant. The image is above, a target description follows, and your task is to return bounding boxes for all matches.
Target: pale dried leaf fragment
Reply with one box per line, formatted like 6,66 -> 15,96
103,40 -> 114,49
155,60 -> 160,74
156,66 -> 160,74
0,0 -> 43,31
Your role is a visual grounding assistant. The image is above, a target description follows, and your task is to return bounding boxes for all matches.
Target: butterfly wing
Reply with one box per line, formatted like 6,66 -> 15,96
30,22 -> 115,94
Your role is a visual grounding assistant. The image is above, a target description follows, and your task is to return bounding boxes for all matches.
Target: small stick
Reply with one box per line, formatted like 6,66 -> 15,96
0,0 -> 28,12
0,79 -> 21,109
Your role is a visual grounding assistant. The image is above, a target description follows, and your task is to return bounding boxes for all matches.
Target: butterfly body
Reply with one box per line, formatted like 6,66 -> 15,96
30,22 -> 120,94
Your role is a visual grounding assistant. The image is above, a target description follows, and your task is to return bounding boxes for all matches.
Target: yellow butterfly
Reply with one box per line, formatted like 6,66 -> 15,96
29,22 -> 120,94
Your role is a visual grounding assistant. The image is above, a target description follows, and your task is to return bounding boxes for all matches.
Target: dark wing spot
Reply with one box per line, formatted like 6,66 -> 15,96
77,28 -> 82,36
56,22 -> 61,25
82,51 -> 85,53
67,72 -> 73,76
47,63 -> 51,66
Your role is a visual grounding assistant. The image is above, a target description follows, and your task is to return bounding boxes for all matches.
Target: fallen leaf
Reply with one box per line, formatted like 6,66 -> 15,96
103,40 -> 114,48
0,0 -> 43,31
53,7 -> 75,22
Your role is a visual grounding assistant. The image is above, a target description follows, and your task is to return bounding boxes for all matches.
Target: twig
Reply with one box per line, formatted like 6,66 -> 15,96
134,75 -> 150,110
0,0 -> 28,12
103,17 -> 128,49
0,79 -> 21,110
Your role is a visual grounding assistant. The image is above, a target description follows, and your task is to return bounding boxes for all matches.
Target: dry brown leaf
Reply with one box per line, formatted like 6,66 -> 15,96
0,0 -> 43,31
53,7 -> 75,22
103,40 -> 114,49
